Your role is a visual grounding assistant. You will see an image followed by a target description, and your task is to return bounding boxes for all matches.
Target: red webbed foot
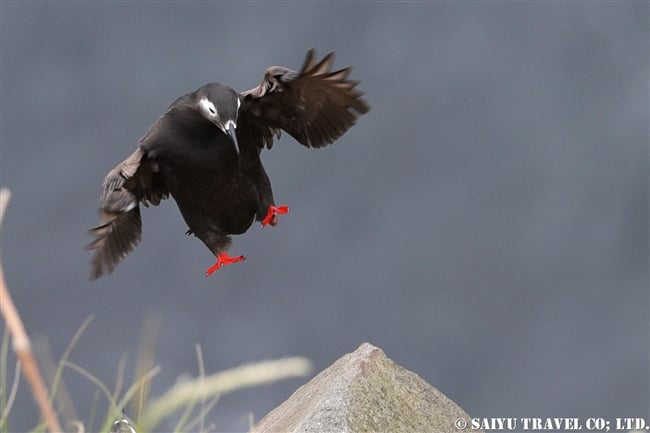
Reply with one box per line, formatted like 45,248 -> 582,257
205,252 -> 246,276
261,205 -> 289,227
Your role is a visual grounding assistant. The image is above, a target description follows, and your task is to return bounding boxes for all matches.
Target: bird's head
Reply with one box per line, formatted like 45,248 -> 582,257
195,83 -> 241,151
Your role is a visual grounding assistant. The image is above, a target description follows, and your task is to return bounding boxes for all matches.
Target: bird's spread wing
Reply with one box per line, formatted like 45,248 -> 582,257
87,147 -> 168,279
239,49 -> 369,150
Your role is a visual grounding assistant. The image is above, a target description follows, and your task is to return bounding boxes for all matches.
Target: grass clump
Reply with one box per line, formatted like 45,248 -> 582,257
0,316 -> 311,433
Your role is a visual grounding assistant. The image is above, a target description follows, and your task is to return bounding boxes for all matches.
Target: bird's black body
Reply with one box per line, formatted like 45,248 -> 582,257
142,88 -> 261,249
88,50 -> 369,279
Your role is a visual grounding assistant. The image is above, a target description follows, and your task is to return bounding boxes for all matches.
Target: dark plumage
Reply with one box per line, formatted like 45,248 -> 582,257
87,49 -> 369,279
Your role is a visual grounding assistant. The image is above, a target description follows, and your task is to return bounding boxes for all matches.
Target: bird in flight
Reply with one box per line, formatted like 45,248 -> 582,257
87,49 -> 369,279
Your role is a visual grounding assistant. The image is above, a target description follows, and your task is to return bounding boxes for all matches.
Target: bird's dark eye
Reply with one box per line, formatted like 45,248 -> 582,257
209,107 -> 216,114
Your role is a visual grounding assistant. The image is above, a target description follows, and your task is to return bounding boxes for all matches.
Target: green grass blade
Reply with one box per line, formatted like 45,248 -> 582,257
64,360 -> 118,413
183,395 -> 220,433
0,361 -> 20,431
87,389 -> 100,433
97,365 -> 161,433
47,316 -> 94,407
140,356 -> 312,431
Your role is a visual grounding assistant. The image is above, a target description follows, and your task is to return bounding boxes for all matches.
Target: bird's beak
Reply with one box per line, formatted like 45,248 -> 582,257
224,121 -> 239,154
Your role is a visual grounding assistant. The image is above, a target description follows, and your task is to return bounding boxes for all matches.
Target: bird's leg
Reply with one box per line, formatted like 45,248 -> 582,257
261,205 -> 289,227
205,252 -> 246,276
244,157 -> 288,227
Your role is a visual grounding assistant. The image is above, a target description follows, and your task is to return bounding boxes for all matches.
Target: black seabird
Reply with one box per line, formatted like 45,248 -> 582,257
87,49 -> 369,279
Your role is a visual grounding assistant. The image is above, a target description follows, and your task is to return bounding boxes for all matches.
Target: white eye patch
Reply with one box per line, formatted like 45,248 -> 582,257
199,97 -> 218,117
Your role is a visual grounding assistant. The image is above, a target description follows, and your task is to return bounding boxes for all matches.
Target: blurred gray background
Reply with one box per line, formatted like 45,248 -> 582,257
1,2 -> 648,432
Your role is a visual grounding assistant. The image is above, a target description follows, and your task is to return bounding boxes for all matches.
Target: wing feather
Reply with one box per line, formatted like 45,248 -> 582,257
239,49 -> 369,150
87,147 -> 168,279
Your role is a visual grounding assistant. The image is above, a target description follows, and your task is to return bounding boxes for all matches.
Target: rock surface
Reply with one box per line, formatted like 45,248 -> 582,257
250,342 -> 480,433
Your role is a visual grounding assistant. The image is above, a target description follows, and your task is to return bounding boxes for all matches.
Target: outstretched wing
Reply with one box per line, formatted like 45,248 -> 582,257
239,49 -> 369,150
86,147 -> 168,279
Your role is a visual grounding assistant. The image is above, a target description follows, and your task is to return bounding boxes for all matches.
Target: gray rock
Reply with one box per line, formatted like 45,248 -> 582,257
250,342 -> 480,433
